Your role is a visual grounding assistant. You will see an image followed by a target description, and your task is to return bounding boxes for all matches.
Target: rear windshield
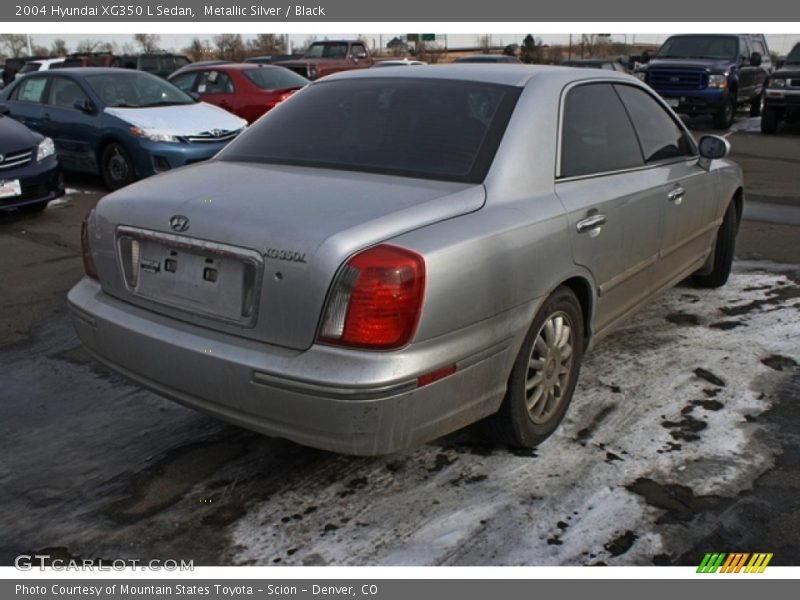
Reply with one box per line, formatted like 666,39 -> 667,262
242,67 -> 308,90
656,36 -> 738,60
218,78 -> 520,183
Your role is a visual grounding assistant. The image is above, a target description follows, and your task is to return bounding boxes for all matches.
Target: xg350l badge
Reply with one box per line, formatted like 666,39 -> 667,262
169,215 -> 190,232
265,248 -> 307,263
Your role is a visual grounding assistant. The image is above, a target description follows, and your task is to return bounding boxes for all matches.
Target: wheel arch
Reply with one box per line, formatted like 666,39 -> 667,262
557,275 -> 595,351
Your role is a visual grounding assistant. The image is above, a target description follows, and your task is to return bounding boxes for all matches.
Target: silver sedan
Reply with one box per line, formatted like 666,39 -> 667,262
68,65 -> 743,455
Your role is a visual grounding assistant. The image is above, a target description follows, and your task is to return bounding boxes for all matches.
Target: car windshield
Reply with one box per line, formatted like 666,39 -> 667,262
242,68 -> 308,90
303,43 -> 348,59
786,45 -> 800,65
656,36 -> 738,60
219,78 -> 520,183
85,72 -> 194,108
19,63 -> 41,74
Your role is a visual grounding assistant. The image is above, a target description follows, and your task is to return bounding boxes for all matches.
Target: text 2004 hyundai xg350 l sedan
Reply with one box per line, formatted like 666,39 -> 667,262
68,65 -> 743,455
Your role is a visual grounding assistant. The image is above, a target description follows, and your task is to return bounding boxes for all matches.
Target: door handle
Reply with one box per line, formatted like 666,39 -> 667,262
667,186 -> 685,204
576,214 -> 607,234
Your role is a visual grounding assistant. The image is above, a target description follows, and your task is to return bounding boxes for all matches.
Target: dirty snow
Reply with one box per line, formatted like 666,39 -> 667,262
229,263 -> 799,566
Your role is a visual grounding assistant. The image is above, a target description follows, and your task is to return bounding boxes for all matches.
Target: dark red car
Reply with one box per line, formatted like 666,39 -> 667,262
167,63 -> 309,123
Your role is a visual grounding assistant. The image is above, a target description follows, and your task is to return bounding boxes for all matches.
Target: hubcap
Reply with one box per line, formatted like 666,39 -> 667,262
524,311 -> 575,425
109,153 -> 129,182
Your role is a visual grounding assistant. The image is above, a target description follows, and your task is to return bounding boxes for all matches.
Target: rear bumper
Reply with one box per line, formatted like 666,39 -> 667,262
67,278 -> 530,455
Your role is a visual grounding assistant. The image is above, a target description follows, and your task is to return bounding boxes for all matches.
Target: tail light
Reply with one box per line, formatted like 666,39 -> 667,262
319,244 -> 425,350
80,210 -> 98,280
278,91 -> 295,103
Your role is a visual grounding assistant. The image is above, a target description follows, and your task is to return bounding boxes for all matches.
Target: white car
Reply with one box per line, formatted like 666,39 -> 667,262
15,58 -> 65,79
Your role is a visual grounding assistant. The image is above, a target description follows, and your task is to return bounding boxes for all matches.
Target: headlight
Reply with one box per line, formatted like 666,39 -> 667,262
769,78 -> 786,89
36,137 -> 55,162
634,72 -> 647,81
130,127 -> 179,143
708,74 -> 728,89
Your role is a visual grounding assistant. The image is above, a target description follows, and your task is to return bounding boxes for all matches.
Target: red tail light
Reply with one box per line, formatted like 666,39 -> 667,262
278,91 -> 295,103
319,244 -> 425,350
80,210 -> 98,280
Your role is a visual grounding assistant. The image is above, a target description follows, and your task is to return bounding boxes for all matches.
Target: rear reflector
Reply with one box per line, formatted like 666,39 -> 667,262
319,244 -> 425,350
417,364 -> 457,388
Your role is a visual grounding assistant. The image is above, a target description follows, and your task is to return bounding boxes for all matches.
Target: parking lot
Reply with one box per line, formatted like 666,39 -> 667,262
1,112 -> 799,567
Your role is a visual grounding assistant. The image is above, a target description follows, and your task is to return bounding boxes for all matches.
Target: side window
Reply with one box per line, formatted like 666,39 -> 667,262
13,77 -> 48,103
739,38 -> 751,61
48,78 -> 89,109
198,71 -> 233,94
560,83 -> 643,178
170,72 -> 198,93
614,84 -> 696,162
352,44 -> 368,58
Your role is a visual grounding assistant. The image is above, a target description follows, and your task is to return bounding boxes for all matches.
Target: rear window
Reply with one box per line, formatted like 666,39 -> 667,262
219,78 -> 520,183
242,67 -> 308,90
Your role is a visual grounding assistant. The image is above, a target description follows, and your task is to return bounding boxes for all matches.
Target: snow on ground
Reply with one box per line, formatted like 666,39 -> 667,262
230,263 -> 800,566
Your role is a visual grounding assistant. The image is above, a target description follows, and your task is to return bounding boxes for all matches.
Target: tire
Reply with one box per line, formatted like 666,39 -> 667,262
760,107 -> 780,134
749,91 -> 764,117
18,200 -> 49,214
712,94 -> 737,129
100,142 -> 135,191
693,201 -> 737,288
486,286 -> 585,448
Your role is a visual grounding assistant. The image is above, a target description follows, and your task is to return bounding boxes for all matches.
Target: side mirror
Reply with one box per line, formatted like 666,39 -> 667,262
73,98 -> 96,114
351,49 -> 368,60
698,135 -> 730,170
750,52 -> 762,67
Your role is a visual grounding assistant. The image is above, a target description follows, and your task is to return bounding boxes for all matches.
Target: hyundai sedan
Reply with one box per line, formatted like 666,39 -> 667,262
68,65 -> 743,455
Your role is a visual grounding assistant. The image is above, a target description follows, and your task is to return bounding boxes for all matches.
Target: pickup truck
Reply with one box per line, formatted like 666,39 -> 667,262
275,40 -> 374,80
761,42 -> 800,134
635,34 -> 772,129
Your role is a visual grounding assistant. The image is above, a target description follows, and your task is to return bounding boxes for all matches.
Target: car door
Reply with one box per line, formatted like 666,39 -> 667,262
554,82 -> 662,335
614,83 -> 715,292
40,76 -> 99,172
4,76 -> 48,132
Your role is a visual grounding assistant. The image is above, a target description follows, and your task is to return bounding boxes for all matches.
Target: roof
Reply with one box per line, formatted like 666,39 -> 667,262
22,67 -> 156,77
174,63 -> 284,72
322,63 -> 636,87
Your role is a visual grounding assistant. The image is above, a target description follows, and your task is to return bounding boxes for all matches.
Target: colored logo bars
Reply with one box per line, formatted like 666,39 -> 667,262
697,552 -> 773,573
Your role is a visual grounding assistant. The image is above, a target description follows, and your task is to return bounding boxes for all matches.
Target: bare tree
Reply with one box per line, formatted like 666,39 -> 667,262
50,39 -> 68,57
183,37 -> 211,61
134,34 -> 161,54
415,41 -> 445,64
31,44 -> 50,57
75,39 -> 101,54
214,34 -> 246,62
246,34 -> 285,56
0,34 -> 28,57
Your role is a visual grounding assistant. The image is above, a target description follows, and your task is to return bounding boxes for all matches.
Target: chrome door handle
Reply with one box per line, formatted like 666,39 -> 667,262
576,214 -> 607,234
667,187 -> 686,203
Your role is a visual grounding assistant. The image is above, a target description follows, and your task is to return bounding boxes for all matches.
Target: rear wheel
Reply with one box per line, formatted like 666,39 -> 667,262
486,287 -> 585,448
100,142 -> 134,191
760,107 -> 780,134
693,201 -> 737,288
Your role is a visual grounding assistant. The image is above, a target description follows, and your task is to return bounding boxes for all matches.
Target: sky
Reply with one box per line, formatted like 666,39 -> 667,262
23,33 -> 800,55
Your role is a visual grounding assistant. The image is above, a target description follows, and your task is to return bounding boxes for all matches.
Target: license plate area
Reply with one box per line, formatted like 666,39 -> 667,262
116,227 -> 263,326
0,179 -> 22,199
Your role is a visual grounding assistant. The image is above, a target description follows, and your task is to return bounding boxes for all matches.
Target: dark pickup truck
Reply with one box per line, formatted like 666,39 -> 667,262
276,40 -> 374,80
635,34 -> 772,128
761,42 -> 800,133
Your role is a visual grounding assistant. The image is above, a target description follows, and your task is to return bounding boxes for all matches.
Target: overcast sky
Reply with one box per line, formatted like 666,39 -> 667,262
25,33 -> 800,55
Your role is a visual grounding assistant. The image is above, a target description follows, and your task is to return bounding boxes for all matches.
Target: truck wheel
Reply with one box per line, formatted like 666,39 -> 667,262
713,95 -> 737,129
749,91 -> 764,117
760,107 -> 780,134
693,201 -> 737,288
485,287 -> 585,448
